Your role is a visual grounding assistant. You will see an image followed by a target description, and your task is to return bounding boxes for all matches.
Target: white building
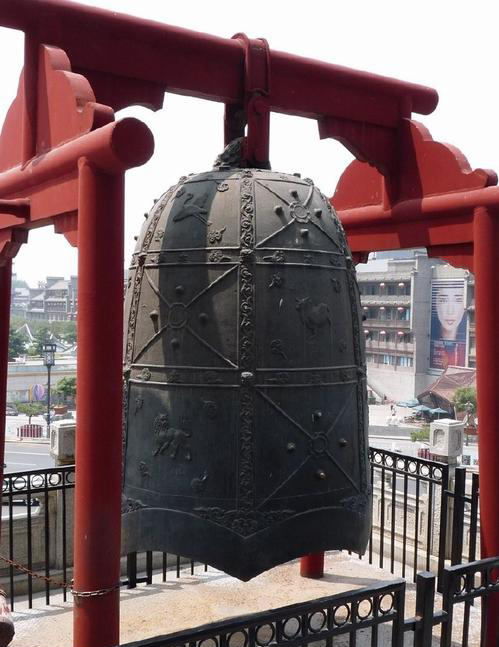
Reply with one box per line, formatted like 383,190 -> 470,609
357,252 -> 474,402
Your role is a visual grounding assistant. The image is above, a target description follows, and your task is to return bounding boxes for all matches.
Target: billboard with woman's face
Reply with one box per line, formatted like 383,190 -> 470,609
430,279 -> 467,369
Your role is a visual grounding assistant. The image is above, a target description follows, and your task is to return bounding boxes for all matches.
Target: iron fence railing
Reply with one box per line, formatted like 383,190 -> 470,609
119,556 -> 499,647
366,447 -> 450,583
1,466 -> 74,609
361,450 -> 480,593
0,465 -> 206,609
0,447 -> 481,611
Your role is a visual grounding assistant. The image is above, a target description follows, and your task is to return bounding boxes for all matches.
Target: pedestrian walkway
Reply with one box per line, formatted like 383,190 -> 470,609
368,403 -> 418,428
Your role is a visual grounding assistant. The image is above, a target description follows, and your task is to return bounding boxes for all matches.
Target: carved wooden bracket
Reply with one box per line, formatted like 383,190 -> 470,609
0,44 -> 118,254
319,116 -> 396,178
334,119 -> 497,209
0,44 -> 114,173
0,228 -> 28,266
332,119 -> 498,271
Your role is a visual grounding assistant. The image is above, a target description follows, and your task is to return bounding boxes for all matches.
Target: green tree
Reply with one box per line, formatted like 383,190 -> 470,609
453,387 -> 477,413
410,426 -> 430,442
17,402 -> 45,424
55,377 -> 77,403
59,321 -> 77,344
32,326 -> 52,356
8,326 -> 27,360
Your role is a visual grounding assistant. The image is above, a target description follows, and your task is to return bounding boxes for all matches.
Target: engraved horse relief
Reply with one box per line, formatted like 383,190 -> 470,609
153,412 -> 192,460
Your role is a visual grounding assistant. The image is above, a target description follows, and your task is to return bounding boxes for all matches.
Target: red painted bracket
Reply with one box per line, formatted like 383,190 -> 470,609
319,116 -> 396,178
0,44 -> 114,173
0,199 -> 29,262
332,120 -> 498,271
0,44 -> 155,256
0,228 -> 28,265
224,33 -> 270,168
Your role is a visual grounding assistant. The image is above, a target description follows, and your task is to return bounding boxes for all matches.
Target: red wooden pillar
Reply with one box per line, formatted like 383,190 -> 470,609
473,205 -> 499,645
73,159 -> 124,647
0,261 -> 12,530
300,552 -> 324,578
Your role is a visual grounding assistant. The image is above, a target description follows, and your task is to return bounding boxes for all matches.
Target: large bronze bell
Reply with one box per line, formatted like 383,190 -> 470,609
122,143 -> 371,580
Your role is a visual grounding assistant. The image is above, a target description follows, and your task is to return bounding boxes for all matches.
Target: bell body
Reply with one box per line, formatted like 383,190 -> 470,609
122,168 -> 371,580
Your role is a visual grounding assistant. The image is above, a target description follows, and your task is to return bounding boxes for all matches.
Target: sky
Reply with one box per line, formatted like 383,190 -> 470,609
1,0 -> 498,287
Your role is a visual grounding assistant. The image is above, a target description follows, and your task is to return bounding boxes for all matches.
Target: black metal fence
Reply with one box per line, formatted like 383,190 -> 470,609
364,448 -> 480,591
120,556 -> 499,647
0,448 -> 481,611
0,465 -> 206,609
1,465 -> 74,609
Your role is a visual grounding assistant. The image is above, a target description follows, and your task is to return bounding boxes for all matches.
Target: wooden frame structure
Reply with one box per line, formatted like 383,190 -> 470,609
0,2 -> 497,645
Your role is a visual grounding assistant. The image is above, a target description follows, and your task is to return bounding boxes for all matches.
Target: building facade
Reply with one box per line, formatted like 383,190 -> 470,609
7,357 -> 77,404
357,253 -> 475,402
18,276 -> 78,321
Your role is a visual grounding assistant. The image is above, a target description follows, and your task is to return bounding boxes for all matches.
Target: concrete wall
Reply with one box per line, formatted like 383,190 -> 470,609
7,359 -> 76,403
367,366 -> 416,402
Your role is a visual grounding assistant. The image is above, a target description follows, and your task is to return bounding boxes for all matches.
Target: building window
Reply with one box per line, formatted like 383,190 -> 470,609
361,283 -> 378,295
397,281 -> 409,295
396,356 -> 413,367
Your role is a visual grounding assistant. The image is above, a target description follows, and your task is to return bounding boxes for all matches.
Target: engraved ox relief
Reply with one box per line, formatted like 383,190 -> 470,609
295,297 -> 331,341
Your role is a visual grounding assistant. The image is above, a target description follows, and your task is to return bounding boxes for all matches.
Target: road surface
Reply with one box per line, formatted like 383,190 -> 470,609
4,441 -> 54,473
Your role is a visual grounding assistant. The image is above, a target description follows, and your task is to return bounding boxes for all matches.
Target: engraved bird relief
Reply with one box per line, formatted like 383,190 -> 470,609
152,412 -> 192,461
134,397 -> 144,415
191,471 -> 208,493
270,339 -> 287,360
202,400 -> 219,419
268,273 -> 284,289
172,191 -> 211,226
295,297 -> 331,341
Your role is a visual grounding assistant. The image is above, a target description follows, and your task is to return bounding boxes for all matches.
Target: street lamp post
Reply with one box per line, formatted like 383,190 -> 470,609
42,342 -> 56,439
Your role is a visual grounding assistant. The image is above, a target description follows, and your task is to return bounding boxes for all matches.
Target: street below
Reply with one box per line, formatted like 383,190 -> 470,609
4,441 -> 54,472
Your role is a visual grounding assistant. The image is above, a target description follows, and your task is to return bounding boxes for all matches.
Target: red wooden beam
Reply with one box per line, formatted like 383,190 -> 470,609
0,0 -> 438,120
0,117 -> 153,197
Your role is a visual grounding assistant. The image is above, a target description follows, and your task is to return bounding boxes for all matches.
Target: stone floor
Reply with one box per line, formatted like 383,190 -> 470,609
9,552 -> 481,647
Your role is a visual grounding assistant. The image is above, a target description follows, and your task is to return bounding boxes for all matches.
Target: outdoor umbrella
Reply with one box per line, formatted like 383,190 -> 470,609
430,407 -> 448,419
396,398 -> 420,407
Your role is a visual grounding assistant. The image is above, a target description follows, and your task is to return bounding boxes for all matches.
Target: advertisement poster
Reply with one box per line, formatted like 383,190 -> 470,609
430,279 -> 467,369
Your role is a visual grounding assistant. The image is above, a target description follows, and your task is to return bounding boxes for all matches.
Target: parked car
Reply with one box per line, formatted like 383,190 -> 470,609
5,407 -> 18,416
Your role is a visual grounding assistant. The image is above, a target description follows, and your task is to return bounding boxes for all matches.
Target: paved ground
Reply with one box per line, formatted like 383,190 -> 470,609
368,403 -> 419,428
9,552 -> 481,647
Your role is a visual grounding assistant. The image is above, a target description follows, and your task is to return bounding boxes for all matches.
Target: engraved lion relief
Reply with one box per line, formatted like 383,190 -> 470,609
153,412 -> 192,461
